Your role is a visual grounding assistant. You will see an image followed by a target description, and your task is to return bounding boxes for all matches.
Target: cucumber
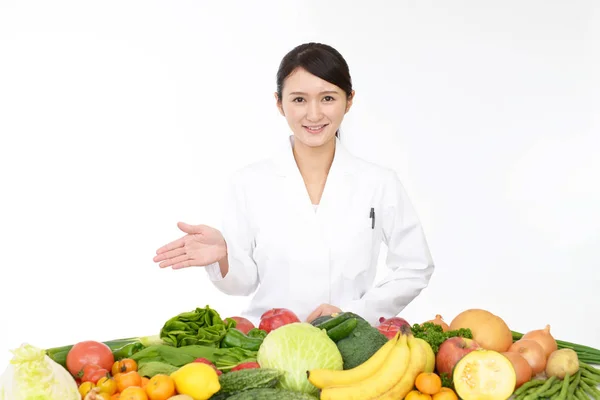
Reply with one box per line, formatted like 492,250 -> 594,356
326,318 -> 358,342
209,368 -> 285,399
226,388 -> 318,399
314,312 -> 353,331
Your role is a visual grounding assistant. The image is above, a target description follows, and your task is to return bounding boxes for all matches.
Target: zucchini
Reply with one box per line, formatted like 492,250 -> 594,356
226,388 -> 318,399
326,318 -> 358,342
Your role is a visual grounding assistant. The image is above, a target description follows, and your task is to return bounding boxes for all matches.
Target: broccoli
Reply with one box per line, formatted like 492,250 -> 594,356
410,322 -> 473,354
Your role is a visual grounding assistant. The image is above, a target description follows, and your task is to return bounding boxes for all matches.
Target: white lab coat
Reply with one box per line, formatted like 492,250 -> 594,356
206,135 -> 434,326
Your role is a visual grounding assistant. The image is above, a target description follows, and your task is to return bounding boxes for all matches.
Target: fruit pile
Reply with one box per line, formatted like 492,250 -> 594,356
1,305 -> 600,400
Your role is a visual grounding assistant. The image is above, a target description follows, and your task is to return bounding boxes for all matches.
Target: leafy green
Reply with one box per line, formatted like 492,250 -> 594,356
0,344 -> 80,400
137,361 -> 179,378
247,328 -> 268,339
129,344 -> 257,371
257,322 -> 343,396
159,305 -> 235,347
410,322 -> 473,354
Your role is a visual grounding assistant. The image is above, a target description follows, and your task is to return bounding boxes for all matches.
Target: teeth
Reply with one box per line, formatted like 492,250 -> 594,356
307,125 -> 324,130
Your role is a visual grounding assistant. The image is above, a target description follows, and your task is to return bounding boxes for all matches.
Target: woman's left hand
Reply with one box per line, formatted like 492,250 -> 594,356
305,303 -> 342,323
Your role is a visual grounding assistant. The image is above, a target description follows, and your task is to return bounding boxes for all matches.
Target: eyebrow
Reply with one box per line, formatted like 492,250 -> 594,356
288,90 -> 340,96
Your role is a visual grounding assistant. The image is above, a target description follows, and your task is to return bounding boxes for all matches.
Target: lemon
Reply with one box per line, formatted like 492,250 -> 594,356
170,362 -> 221,400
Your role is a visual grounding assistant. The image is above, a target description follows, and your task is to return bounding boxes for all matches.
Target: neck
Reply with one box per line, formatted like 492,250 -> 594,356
292,137 -> 336,183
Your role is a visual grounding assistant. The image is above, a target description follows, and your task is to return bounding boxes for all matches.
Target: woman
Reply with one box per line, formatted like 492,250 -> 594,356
153,42 -> 434,326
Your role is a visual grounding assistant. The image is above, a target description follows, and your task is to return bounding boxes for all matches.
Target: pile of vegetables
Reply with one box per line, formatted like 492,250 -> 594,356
409,322 -> 473,354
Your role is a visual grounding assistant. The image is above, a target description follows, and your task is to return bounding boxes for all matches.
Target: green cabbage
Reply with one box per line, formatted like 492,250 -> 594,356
257,322 -> 343,395
0,343 -> 80,400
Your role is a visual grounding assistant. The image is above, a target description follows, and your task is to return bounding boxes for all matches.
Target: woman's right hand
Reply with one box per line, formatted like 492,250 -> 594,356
153,222 -> 227,269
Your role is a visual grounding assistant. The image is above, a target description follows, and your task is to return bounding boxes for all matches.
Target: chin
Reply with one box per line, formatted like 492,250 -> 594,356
295,131 -> 335,148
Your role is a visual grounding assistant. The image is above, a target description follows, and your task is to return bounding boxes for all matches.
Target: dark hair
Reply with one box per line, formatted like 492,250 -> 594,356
276,43 -> 353,138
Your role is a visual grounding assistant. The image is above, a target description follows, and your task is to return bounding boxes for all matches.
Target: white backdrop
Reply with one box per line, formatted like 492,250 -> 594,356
1,1 -> 599,368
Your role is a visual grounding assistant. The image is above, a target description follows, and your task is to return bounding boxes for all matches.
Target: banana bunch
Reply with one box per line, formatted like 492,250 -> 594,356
307,329 -> 427,400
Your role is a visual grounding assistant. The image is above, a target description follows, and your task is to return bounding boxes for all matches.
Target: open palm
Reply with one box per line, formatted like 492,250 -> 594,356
153,222 -> 227,269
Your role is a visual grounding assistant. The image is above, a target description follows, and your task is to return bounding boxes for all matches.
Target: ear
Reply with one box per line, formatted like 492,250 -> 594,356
345,90 -> 355,113
274,92 -> 285,116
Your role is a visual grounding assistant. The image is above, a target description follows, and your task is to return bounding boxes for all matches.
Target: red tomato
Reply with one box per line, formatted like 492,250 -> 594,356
231,362 -> 260,371
194,358 -> 222,375
258,308 -> 300,333
226,316 -> 255,334
66,341 -> 115,377
81,364 -> 110,383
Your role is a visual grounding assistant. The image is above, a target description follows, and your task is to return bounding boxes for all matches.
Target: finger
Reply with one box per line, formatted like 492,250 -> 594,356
177,221 -> 205,235
172,259 -> 196,270
159,253 -> 189,268
153,247 -> 186,263
155,236 -> 186,256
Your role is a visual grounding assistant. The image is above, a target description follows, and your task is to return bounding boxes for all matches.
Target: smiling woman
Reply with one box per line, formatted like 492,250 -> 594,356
153,42 -> 435,327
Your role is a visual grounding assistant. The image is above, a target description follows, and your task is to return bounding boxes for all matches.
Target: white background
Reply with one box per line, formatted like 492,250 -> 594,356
1,0 -> 599,368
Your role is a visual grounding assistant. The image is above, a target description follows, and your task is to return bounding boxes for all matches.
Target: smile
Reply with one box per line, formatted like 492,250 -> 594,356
303,124 -> 328,133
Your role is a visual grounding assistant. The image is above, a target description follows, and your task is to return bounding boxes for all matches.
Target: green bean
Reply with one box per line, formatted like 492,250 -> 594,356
567,370 -> 582,399
523,376 -> 558,400
555,373 -> 571,400
512,379 -> 546,397
580,379 -> 600,399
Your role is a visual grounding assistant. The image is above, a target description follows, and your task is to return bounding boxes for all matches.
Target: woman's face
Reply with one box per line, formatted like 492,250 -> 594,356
276,68 -> 354,149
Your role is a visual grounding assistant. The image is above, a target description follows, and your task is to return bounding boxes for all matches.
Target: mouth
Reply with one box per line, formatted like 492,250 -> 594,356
303,124 -> 328,134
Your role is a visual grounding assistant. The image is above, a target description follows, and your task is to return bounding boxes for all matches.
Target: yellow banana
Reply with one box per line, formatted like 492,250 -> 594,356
374,334 -> 428,400
308,332 -> 400,389
319,333 -> 411,400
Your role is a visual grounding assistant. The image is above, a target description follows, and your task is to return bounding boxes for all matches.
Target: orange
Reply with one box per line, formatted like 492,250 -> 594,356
415,372 -> 443,395
120,386 -> 148,400
114,371 -> 142,392
405,390 -> 433,400
111,394 -> 121,400
433,388 -> 458,400
145,374 -> 176,400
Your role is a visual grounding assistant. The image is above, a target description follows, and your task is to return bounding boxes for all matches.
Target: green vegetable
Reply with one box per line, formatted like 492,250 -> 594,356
511,378 -> 546,398
45,335 -> 162,368
130,344 -> 257,371
522,375 -> 557,400
247,328 -> 268,339
311,313 -> 388,370
326,318 -> 358,342
160,305 -> 235,348
137,361 -> 180,378
257,322 -> 343,396
209,368 -> 285,399
411,322 -> 473,354
226,388 -> 318,399
221,328 -> 265,351
512,331 -> 600,364
0,343 -> 80,400
314,312 -> 354,331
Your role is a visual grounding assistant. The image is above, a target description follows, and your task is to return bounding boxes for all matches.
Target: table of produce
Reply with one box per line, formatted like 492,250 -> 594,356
1,305 -> 599,400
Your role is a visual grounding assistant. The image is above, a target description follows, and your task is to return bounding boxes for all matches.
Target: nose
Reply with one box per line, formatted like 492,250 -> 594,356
306,100 -> 323,122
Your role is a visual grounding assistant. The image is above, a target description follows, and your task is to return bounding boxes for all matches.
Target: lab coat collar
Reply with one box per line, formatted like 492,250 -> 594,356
273,135 -> 358,177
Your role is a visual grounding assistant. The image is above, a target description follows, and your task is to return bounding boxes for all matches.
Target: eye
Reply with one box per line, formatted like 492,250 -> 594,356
323,96 -> 335,102
292,97 -> 305,103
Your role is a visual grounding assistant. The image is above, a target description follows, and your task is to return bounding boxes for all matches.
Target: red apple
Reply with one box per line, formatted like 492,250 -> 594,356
378,316 -> 411,329
376,323 -> 401,340
436,337 -> 481,375
226,316 -> 255,334
258,308 -> 300,333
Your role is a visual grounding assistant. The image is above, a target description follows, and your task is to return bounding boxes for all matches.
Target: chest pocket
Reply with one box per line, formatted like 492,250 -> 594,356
331,201 -> 381,279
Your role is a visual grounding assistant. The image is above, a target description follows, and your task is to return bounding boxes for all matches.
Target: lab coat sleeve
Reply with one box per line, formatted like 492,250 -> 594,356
341,172 -> 435,325
204,174 -> 260,296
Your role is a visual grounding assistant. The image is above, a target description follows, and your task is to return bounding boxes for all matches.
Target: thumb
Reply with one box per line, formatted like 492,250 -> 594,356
177,221 -> 204,235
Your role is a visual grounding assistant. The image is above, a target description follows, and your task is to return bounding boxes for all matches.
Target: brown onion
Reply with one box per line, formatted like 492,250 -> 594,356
508,339 -> 547,375
502,351 -> 533,388
521,324 -> 558,359
424,314 -> 450,332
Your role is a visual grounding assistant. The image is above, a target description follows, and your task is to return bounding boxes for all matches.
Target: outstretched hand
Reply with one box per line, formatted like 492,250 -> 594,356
153,222 -> 227,269
305,303 -> 343,323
